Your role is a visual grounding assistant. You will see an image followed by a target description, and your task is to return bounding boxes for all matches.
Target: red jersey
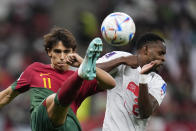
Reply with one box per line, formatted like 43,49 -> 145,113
11,62 -> 102,113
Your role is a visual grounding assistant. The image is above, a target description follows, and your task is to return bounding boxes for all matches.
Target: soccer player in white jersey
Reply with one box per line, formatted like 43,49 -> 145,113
97,33 -> 166,131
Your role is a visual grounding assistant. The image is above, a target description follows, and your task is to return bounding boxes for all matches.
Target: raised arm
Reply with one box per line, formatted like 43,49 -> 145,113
96,55 -> 138,72
0,86 -> 20,109
138,60 -> 162,119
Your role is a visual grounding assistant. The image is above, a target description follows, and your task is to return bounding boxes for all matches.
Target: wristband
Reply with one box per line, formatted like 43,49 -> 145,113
139,74 -> 149,84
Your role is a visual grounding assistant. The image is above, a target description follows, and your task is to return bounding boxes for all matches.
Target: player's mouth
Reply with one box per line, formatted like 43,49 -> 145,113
57,62 -> 67,66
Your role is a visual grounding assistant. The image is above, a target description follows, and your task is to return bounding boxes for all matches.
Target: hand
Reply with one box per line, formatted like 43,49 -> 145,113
123,55 -> 138,68
66,53 -> 83,67
140,60 -> 162,74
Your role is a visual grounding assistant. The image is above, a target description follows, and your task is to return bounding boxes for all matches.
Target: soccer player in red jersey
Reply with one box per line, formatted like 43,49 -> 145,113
0,27 -> 116,131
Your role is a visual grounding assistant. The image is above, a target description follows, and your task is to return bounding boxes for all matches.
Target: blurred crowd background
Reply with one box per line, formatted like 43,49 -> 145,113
0,0 -> 196,131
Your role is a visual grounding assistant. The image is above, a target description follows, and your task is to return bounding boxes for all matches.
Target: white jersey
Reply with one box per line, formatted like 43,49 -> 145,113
97,51 -> 166,131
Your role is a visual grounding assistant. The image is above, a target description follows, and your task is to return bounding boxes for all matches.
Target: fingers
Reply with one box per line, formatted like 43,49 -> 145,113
146,60 -> 162,70
140,60 -> 163,74
65,54 -> 77,66
150,60 -> 162,67
65,53 -> 83,67
66,55 -> 75,63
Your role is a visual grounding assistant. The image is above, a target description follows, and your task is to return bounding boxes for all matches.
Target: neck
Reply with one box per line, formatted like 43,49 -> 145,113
51,64 -> 69,72
137,54 -> 144,67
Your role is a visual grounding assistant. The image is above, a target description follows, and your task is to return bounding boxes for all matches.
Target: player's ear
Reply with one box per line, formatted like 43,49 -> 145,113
47,48 -> 52,57
143,45 -> 148,56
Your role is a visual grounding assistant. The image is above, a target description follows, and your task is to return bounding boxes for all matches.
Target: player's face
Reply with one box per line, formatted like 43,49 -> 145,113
145,41 -> 166,72
48,41 -> 73,71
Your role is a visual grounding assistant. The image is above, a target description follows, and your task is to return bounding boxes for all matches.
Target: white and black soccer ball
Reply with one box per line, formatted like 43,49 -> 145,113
101,12 -> 136,46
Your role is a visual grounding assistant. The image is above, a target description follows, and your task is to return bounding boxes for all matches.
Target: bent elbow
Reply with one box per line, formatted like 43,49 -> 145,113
105,81 -> 116,89
109,80 -> 116,89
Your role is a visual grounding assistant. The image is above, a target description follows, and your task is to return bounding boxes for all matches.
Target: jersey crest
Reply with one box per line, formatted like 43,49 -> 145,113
127,82 -> 139,96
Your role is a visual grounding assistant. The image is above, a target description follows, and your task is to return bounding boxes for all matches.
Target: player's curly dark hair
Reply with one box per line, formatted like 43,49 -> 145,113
43,27 -> 77,53
136,33 -> 165,50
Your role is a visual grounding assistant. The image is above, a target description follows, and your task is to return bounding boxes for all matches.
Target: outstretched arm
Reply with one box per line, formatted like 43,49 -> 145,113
0,86 -> 20,109
96,55 -> 138,72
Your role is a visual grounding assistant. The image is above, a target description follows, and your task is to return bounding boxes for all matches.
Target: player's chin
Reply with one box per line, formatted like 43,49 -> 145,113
154,64 -> 164,73
55,65 -> 68,71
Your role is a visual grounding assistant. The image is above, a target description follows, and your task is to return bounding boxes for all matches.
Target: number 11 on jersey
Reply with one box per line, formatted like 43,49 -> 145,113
43,78 -> 52,88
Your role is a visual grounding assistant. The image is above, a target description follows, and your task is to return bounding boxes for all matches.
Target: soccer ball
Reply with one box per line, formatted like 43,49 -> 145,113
101,12 -> 136,46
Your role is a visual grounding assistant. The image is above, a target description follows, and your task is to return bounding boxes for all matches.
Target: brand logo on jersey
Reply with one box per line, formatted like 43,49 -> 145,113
40,73 -> 51,76
161,83 -> 166,95
105,51 -> 117,58
127,82 -> 139,96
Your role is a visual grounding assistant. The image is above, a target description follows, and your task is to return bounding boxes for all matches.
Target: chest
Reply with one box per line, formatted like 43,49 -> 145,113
112,66 -> 140,93
30,69 -> 73,93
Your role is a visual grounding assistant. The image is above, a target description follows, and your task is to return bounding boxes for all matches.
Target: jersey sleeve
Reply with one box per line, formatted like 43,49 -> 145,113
97,51 -> 132,63
11,64 -> 34,93
148,74 -> 166,105
97,51 -> 132,75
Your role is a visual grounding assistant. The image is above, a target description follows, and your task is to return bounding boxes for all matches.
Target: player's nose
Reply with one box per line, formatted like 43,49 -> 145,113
60,52 -> 65,60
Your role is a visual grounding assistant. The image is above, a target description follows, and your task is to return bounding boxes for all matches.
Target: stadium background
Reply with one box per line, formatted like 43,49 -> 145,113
0,0 -> 196,130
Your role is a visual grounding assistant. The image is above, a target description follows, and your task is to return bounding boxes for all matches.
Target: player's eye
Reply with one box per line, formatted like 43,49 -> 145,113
64,50 -> 72,53
53,49 -> 62,54
159,51 -> 165,56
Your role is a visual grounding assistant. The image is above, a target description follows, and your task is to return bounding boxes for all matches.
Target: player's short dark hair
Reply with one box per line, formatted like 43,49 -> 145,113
43,27 -> 77,53
136,33 -> 165,50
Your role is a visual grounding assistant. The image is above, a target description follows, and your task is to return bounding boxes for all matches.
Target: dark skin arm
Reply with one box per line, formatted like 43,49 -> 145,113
138,60 -> 162,119
96,55 -> 138,72
138,84 -> 158,118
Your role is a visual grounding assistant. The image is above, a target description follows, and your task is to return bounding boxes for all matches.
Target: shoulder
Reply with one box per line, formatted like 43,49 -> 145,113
28,62 -> 47,69
104,51 -> 132,58
150,72 -> 166,87
31,62 -> 46,67
24,62 -> 47,72
97,51 -> 132,63
151,72 -> 165,82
